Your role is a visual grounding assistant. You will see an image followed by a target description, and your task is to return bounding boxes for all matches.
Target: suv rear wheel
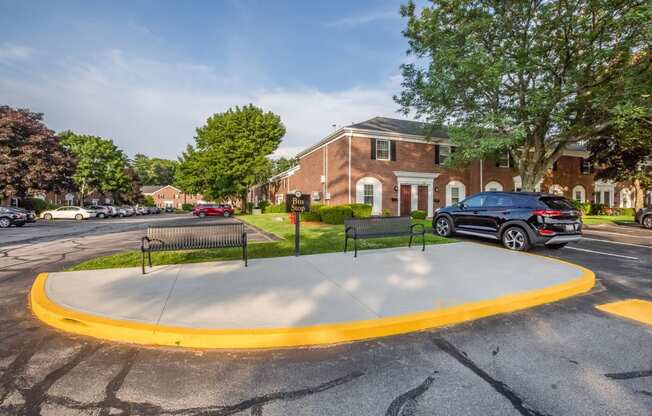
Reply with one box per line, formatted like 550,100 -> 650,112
0,218 -> 10,228
644,215 -> 652,229
502,226 -> 530,251
434,216 -> 453,237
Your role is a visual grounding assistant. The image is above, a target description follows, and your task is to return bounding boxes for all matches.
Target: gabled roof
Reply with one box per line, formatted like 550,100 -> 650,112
140,185 -> 181,194
347,117 -> 449,138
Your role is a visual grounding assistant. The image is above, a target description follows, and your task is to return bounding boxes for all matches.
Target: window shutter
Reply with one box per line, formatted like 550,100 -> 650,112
434,144 -> 440,164
580,158 -> 584,174
390,140 -> 397,161
495,158 -> 500,168
553,161 -> 558,171
370,138 -> 376,160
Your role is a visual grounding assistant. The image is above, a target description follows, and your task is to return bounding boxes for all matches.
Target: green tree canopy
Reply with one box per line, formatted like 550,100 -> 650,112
0,106 -> 75,201
132,154 -> 178,186
270,156 -> 298,175
59,131 -> 133,202
397,0 -> 651,190
176,105 -> 286,207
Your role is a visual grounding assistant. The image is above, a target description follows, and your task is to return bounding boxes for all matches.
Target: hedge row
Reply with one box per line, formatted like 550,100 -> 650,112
297,203 -> 373,224
569,200 -> 636,216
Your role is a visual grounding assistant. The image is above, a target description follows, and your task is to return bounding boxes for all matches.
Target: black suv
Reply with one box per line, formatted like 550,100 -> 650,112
635,206 -> 652,229
0,207 -> 27,228
433,192 -> 582,251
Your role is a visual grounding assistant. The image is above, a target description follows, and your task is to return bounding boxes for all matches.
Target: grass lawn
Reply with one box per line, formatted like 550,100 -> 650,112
68,214 -> 452,271
582,215 -> 635,225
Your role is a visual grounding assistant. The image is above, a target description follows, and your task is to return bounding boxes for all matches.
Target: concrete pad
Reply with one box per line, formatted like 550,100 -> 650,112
34,242 -> 594,349
45,264 -> 181,323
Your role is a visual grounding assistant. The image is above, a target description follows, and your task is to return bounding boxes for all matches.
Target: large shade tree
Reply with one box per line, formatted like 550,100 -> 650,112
176,105 -> 285,208
396,0 -> 651,190
0,106 -> 75,202
59,131 -> 133,203
132,154 -> 178,186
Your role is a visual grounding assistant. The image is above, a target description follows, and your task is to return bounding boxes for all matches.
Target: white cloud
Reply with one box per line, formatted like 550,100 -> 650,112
0,50 -> 405,160
323,10 -> 399,28
0,43 -> 35,61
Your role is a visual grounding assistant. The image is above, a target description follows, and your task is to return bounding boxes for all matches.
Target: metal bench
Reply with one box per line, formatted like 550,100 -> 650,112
140,222 -> 247,274
344,216 -> 425,257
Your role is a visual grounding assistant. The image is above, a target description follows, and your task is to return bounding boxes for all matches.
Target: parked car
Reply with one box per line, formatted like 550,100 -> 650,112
10,207 -> 37,223
99,205 -> 119,217
147,206 -> 161,214
85,205 -> 110,219
40,206 -> 92,221
0,207 -> 27,228
433,192 -> 582,251
164,206 -> 175,213
136,206 -> 150,215
193,204 -> 234,218
636,206 -> 652,229
121,206 -> 136,217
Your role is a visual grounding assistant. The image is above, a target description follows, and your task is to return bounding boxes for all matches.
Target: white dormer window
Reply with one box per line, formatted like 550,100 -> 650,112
498,153 -> 510,168
376,139 -> 390,160
439,145 -> 451,164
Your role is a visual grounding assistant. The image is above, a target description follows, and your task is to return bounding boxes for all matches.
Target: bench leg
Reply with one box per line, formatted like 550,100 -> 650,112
409,234 -> 413,248
148,250 -> 152,268
243,243 -> 248,267
354,237 -> 358,258
141,249 -> 146,275
344,235 -> 348,253
422,232 -> 425,251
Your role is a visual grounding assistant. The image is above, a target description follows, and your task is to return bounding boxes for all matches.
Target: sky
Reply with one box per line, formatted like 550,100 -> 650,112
0,0 -> 417,160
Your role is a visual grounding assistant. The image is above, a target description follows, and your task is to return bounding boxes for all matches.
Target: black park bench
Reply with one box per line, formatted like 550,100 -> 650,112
141,222 -> 247,274
344,216 -> 426,257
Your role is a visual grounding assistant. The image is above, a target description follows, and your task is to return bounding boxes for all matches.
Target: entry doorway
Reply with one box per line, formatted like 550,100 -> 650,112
400,185 -> 411,216
417,186 -> 428,211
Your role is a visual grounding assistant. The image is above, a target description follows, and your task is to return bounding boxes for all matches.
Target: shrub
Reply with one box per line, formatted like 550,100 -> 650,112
181,203 -> 194,211
319,205 -> 353,224
345,203 -> 372,218
411,210 -> 427,220
258,200 -> 270,212
569,200 -> 591,216
589,203 -> 606,215
266,203 -> 286,213
301,211 -> 321,222
621,207 -> 636,216
309,203 -> 323,214
382,209 -> 392,217
19,197 -> 50,214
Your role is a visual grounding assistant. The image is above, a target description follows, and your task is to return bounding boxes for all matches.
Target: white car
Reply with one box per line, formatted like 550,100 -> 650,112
40,206 -> 92,221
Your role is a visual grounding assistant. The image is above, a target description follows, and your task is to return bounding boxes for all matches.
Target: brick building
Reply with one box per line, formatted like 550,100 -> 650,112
141,185 -> 205,209
251,117 -> 651,217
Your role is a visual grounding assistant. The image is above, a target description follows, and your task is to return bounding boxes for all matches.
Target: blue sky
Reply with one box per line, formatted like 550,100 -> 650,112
0,0 -> 415,159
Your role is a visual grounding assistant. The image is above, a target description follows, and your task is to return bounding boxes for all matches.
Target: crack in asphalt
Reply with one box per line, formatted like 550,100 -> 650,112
604,370 -> 652,380
385,372 -> 438,416
432,337 -> 551,416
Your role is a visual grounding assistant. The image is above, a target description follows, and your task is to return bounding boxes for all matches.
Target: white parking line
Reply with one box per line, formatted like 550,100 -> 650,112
566,246 -> 639,260
581,237 -> 652,249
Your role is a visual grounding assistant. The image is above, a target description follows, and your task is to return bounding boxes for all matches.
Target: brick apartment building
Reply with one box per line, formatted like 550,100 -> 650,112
250,117 -> 652,217
141,185 -> 205,209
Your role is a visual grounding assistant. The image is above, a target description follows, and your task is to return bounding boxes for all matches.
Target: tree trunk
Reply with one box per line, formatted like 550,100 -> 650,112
242,192 -> 248,214
633,179 -> 645,211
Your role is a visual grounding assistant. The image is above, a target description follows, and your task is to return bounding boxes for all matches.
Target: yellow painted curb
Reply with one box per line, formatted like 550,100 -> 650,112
596,299 -> 652,326
30,258 -> 595,350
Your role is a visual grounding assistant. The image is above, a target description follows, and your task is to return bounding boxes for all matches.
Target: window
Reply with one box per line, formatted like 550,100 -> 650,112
451,187 -> 460,204
363,184 -> 374,206
619,189 -> 632,208
376,139 -> 390,160
462,194 -> 486,208
439,145 -> 451,164
541,197 -> 574,210
484,181 -> 503,192
485,195 -> 514,207
581,159 -> 591,175
498,153 -> 510,168
572,185 -> 586,203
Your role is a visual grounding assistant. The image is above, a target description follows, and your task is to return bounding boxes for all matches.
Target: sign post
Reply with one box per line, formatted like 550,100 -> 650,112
286,191 -> 310,257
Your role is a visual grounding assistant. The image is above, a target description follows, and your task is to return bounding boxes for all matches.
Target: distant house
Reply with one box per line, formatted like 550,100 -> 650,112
141,185 -> 205,209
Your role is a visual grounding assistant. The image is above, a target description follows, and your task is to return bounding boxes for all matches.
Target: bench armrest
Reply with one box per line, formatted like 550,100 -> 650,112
141,236 -> 150,250
345,226 -> 357,238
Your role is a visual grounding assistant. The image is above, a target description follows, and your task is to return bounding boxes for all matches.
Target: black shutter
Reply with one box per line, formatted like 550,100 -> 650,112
370,138 -> 376,160
390,140 -> 397,161
434,144 -> 440,164
580,158 -> 584,174
553,161 -> 558,171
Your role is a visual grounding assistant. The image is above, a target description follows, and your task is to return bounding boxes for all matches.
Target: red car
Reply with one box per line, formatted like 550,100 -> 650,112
193,204 -> 234,218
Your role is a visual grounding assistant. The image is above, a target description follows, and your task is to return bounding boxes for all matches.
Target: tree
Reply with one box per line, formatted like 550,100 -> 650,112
396,0 -> 651,190
116,166 -> 145,205
0,106 -> 75,203
270,156 -> 298,175
132,154 -> 178,186
177,105 -> 285,209
59,131 -> 132,203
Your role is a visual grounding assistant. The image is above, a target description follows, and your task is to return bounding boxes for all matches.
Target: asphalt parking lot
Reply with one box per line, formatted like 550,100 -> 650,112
0,219 -> 649,415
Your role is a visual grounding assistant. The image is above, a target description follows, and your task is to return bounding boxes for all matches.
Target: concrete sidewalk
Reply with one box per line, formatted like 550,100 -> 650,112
33,242 -> 594,348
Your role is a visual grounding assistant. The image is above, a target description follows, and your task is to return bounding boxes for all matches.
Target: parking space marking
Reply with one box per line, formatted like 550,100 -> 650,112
596,299 -> 652,326
566,246 -> 639,260
581,237 -> 652,249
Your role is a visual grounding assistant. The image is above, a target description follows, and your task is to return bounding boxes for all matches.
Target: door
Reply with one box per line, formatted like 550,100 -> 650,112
453,194 -> 487,229
482,194 -> 515,232
417,186 -> 428,212
400,185 -> 411,216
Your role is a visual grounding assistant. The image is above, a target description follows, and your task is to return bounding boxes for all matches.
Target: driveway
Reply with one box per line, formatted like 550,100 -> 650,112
0,224 -> 650,415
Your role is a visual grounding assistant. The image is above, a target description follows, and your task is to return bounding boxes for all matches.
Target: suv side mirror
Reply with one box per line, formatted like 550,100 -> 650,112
458,202 -> 465,209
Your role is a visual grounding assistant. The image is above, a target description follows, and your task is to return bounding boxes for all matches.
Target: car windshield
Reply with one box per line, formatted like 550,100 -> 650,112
540,196 -> 574,210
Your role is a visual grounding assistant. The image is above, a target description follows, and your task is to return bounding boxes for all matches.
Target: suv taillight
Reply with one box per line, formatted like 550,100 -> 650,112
532,209 -> 561,217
